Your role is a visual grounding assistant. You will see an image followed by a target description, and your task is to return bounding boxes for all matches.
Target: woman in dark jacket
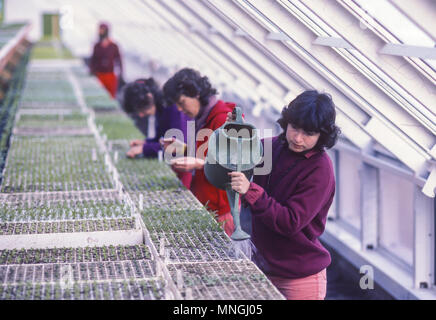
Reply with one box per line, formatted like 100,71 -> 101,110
122,78 -> 192,188
229,90 -> 340,300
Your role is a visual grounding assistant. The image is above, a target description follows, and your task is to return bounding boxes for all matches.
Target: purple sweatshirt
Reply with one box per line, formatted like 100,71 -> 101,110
142,104 -> 191,158
242,136 -> 335,279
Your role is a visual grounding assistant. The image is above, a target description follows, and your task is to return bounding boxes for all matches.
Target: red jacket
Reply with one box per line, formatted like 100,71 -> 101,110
191,100 -> 235,216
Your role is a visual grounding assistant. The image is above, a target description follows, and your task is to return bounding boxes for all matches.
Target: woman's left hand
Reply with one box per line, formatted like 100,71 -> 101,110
228,172 -> 250,195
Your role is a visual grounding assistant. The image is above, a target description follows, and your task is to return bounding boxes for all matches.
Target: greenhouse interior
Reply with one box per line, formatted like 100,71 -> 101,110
0,0 -> 435,301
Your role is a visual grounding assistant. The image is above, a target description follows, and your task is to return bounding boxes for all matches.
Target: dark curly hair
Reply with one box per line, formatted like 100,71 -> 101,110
277,90 -> 341,150
163,68 -> 217,108
122,78 -> 164,115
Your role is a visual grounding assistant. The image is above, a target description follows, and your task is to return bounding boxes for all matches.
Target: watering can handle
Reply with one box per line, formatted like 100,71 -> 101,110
232,107 -> 243,124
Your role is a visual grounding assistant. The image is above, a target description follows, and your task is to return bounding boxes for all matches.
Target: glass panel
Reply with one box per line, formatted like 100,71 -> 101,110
379,170 -> 414,266
338,152 -> 361,230
354,0 -> 434,46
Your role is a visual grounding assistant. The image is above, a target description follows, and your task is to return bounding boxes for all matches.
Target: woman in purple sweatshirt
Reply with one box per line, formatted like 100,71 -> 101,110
229,90 -> 340,300
122,78 -> 192,188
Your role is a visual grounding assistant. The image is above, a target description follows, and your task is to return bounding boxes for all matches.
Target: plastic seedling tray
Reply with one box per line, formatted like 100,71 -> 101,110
129,189 -> 205,211
167,261 -> 285,300
0,244 -> 167,300
0,278 -> 166,300
0,190 -> 143,250
0,190 -> 129,222
0,217 -> 143,250
94,114 -> 143,141
141,208 -> 222,235
0,245 -> 153,265
149,231 -> 245,263
13,127 -> 93,136
13,113 -> 91,136
1,136 -> 114,192
115,157 -> 182,191
0,245 -> 156,282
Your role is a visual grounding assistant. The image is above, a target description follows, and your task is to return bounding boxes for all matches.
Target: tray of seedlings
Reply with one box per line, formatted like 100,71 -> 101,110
108,142 -> 182,191
0,190 -> 143,249
129,188 -> 205,211
95,114 -> 144,141
0,245 -> 156,281
72,69 -> 120,113
13,113 -> 92,136
149,230 -> 246,264
0,136 -> 114,193
0,245 -> 169,300
18,70 -> 80,110
167,260 -> 285,300
0,278 -> 167,300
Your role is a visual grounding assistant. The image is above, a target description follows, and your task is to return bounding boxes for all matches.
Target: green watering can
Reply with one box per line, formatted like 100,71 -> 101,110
204,107 -> 263,240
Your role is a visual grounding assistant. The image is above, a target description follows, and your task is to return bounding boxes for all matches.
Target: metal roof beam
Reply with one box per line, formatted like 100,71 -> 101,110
379,43 -> 436,60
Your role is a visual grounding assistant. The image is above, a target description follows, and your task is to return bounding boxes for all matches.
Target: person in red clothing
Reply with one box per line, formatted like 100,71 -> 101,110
89,23 -> 123,98
163,68 -> 235,236
228,90 -> 341,300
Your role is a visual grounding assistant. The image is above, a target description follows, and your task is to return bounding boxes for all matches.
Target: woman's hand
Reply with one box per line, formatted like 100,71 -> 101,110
160,137 -> 186,154
228,172 -> 250,195
130,139 -> 144,147
226,111 -> 245,122
170,157 -> 204,172
126,145 -> 143,158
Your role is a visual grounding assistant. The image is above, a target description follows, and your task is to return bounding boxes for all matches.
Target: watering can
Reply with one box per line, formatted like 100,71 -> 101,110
204,107 -> 263,240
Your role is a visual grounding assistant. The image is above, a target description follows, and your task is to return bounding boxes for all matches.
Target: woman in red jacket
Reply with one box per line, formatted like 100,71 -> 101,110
163,68 -> 235,235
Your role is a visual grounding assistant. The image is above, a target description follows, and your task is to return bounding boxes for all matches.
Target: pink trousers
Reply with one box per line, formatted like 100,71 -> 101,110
267,269 -> 327,300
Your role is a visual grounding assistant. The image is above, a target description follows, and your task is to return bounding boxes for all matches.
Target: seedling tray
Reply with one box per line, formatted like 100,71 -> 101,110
1,136 -> 114,192
149,231 -> 245,263
19,101 -> 80,110
0,245 -> 152,265
129,189 -> 204,211
15,113 -> 88,128
0,190 -> 129,222
0,218 -> 143,250
141,208 -> 221,234
0,278 -> 165,300
95,114 -> 143,141
167,261 -> 284,300
0,244 -> 165,300
13,127 -> 93,136
115,157 -> 182,191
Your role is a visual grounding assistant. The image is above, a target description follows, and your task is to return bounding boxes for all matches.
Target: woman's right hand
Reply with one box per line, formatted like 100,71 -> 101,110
170,157 -> 204,172
130,139 -> 144,147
